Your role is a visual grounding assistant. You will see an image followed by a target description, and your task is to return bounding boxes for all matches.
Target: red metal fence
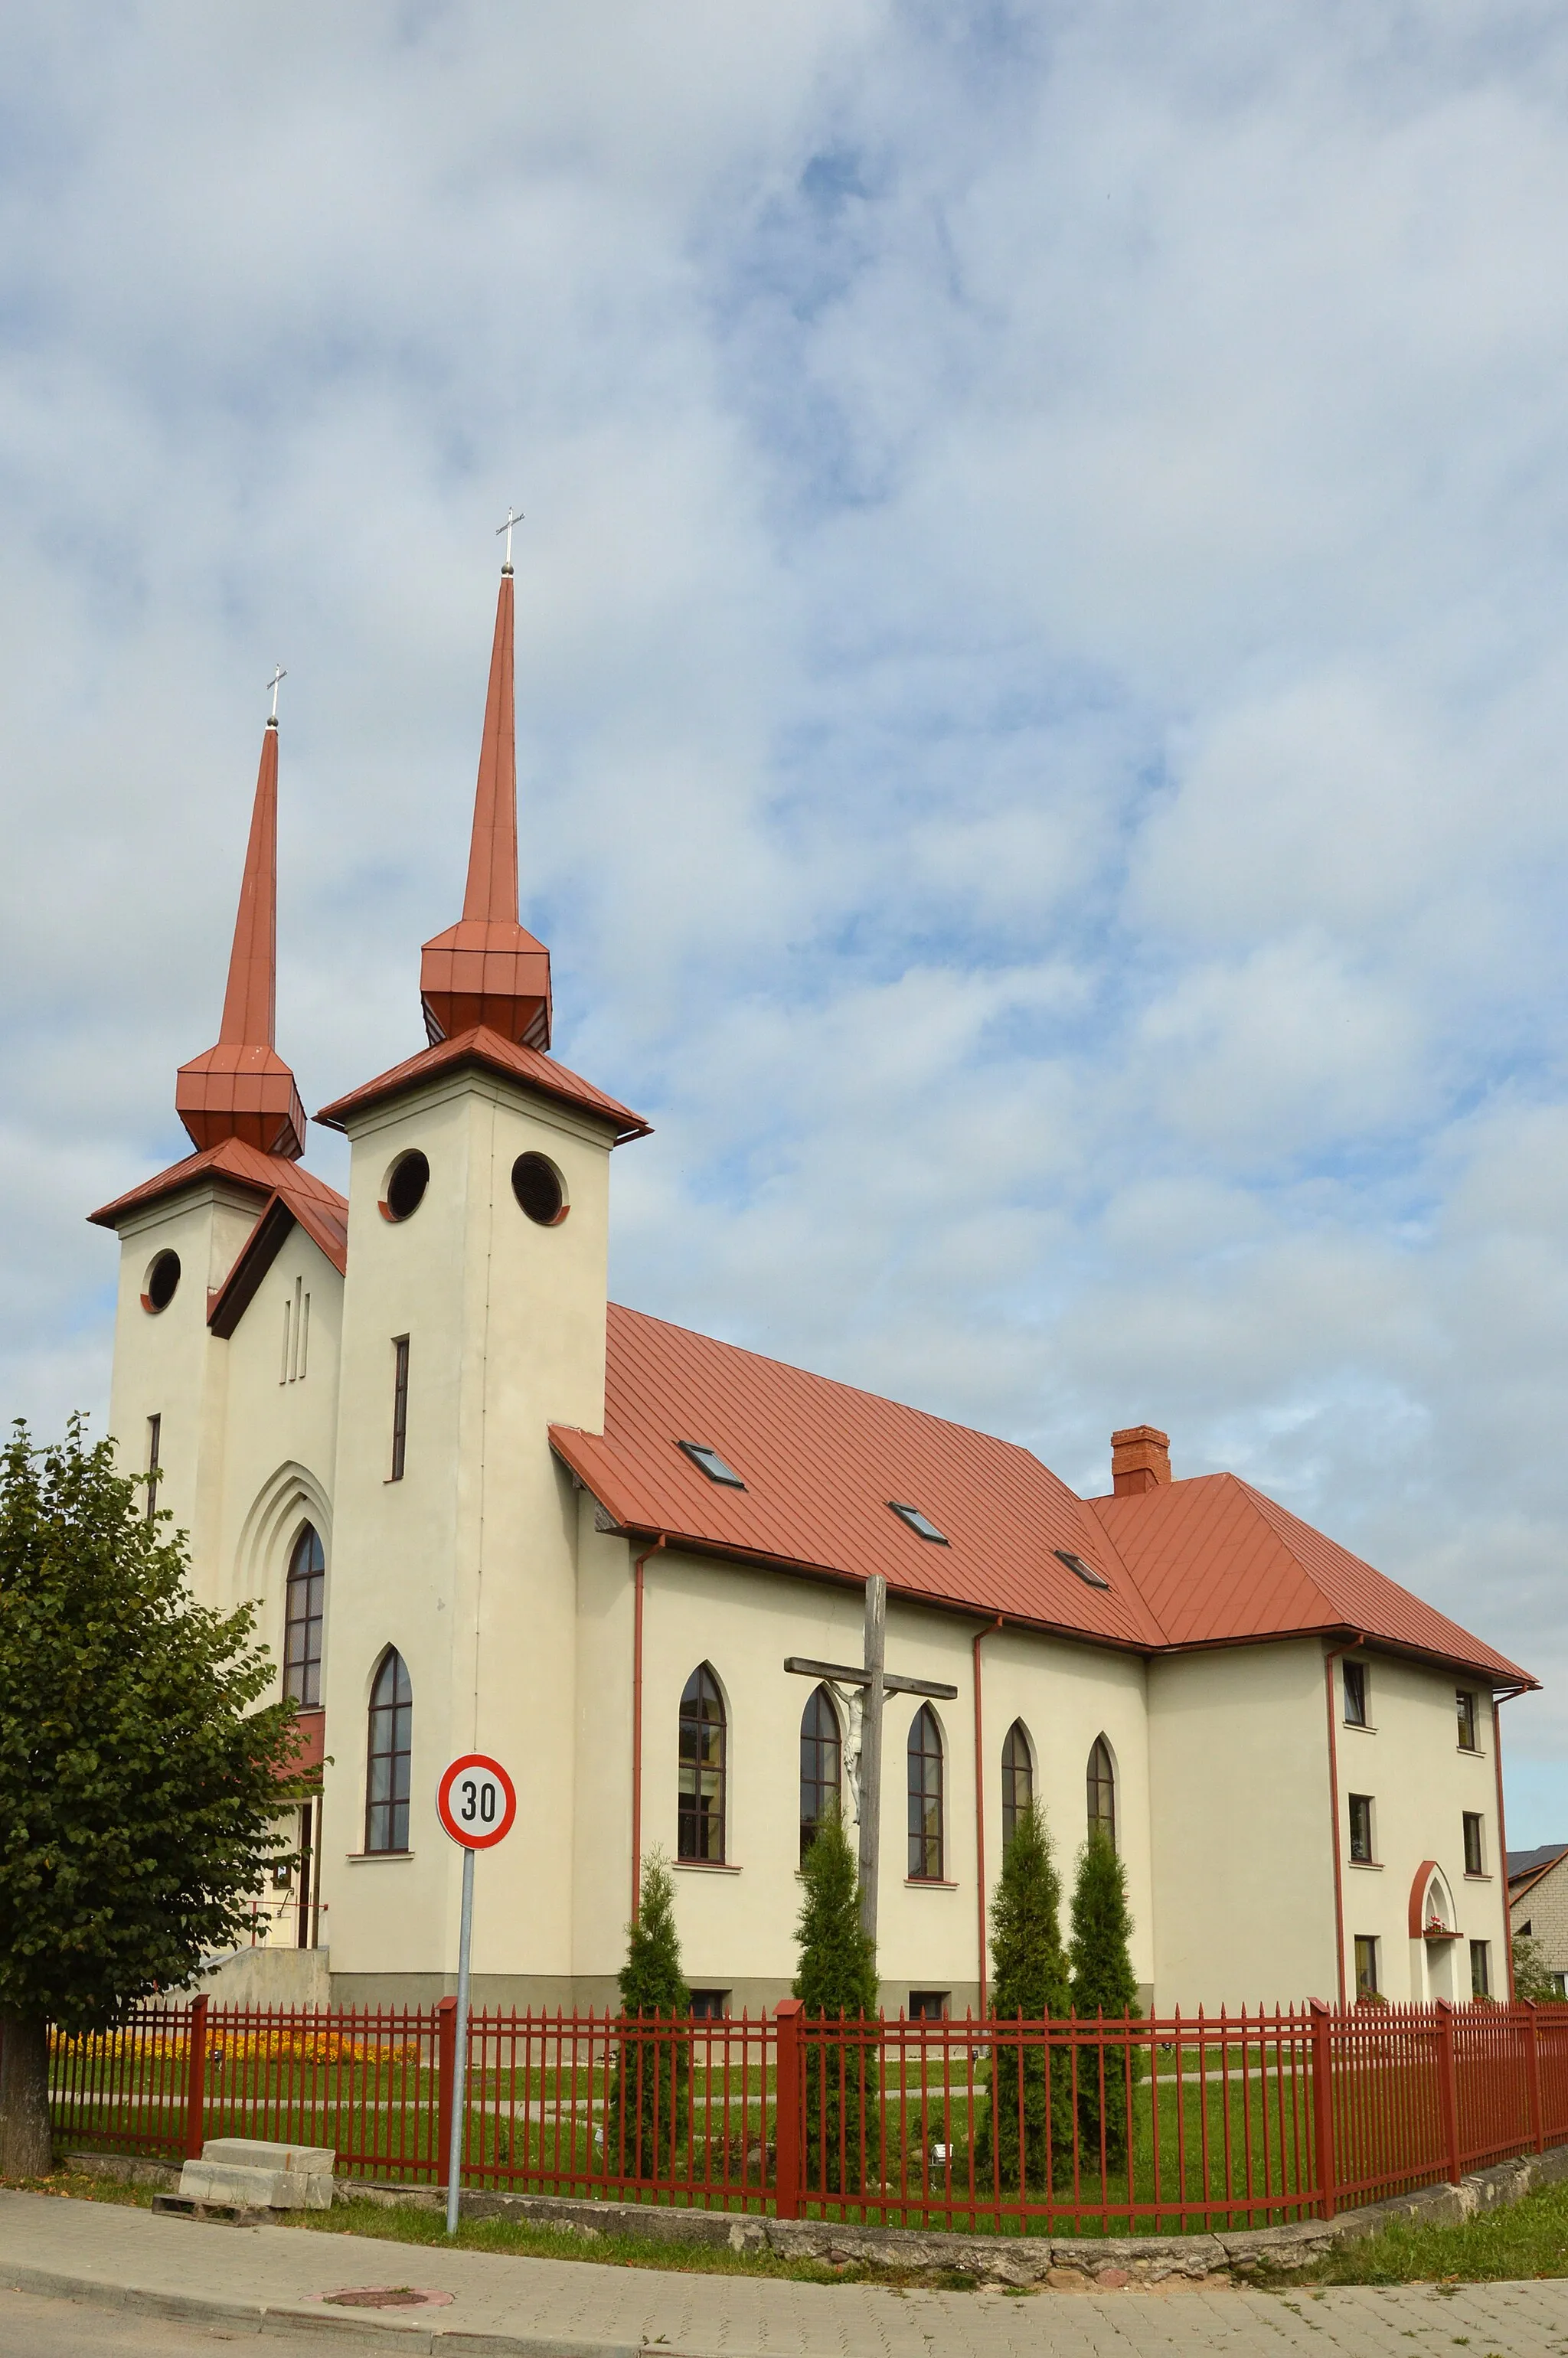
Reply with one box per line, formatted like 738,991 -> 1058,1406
44,1995 -> 1568,2236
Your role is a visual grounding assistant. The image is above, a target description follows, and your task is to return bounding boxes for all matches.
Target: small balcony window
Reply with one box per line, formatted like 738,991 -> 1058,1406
1343,1661 -> 1367,1726
1348,1793 -> 1374,1863
1456,1690 -> 1479,1751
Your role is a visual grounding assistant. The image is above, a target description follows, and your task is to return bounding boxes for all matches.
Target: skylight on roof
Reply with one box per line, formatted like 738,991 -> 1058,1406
889,1501 -> 948,1544
1055,1547 -> 1110,1591
678,1441 -> 746,1489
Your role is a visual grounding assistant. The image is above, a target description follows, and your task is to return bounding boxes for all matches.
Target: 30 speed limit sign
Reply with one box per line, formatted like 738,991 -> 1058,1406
436,1753 -> 517,1850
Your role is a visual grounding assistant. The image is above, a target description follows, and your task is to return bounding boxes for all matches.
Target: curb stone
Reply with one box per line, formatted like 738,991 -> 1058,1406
5,2262 -> 650,2356
62,2133 -> 1568,2289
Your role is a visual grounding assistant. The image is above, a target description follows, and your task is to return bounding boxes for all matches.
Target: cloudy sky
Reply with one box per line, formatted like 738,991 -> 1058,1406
4,4 -> 1567,1834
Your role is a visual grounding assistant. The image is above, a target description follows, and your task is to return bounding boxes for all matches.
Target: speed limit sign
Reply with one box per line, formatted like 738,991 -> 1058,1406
436,1753 -> 517,1850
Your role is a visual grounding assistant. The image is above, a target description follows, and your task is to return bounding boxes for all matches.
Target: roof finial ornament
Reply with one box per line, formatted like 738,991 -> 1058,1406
266,665 -> 286,727
495,505 -> 524,574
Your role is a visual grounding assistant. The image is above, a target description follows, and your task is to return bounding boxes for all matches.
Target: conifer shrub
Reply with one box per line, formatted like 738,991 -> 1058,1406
974,1800 -> 1073,2192
792,1806 -> 878,2193
1067,1827 -> 1142,2167
608,1850 -> 690,2177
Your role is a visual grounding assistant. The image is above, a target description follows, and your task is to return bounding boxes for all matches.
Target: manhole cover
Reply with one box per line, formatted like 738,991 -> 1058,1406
316,2287 -> 454,2310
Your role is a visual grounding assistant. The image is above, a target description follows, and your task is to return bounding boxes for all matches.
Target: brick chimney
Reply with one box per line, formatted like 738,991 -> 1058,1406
1112,1426 -> 1171,1497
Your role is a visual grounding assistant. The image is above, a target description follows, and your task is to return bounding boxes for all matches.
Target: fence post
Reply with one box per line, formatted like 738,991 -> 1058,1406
1525,2002 -> 1545,2155
1436,1999 -> 1462,2186
436,1997 -> 458,2189
184,1995 -> 209,2161
1308,1998 -> 1336,2221
773,2000 -> 803,2222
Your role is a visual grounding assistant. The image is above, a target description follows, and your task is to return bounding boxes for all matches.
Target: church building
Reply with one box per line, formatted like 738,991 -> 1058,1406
90,555 -> 1535,2018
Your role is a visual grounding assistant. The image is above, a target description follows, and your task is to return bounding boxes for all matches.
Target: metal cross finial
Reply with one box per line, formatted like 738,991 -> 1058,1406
266,665 -> 286,720
495,505 -> 524,567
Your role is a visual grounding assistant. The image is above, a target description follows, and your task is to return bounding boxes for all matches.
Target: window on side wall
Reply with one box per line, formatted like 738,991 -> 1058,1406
907,1706 -> 944,1881
1348,1794 -> 1374,1863
688,1989 -> 730,2020
1462,1812 -> 1485,1877
908,1990 -> 949,2021
1354,1935 -> 1380,1999
1086,1736 -> 1116,1850
1343,1661 -> 1368,1726
678,1664 -> 727,1863
1470,1940 -> 1491,1998
1456,1690 -> 1478,1751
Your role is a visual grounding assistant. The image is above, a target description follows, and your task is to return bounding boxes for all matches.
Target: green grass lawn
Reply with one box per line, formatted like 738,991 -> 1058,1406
1278,2178 -> 1568,2287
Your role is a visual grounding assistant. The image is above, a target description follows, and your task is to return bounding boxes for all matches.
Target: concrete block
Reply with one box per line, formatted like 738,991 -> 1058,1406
178,2160 -> 332,2210
200,2138 -> 336,2176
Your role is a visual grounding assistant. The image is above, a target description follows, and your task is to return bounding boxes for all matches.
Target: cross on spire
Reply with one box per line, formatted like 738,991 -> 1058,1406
267,665 -> 286,723
495,505 -> 524,571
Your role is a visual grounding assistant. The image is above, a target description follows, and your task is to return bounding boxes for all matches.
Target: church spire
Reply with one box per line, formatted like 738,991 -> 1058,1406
419,531 -> 552,1051
175,696 -> 307,1160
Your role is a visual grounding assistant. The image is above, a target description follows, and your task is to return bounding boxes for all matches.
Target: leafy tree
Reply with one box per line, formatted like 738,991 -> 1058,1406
792,1804 -> 878,2192
0,1419 -> 302,2177
1511,1934 -> 1565,2006
607,1850 -> 689,2177
1067,1827 -> 1142,2167
975,1801 -> 1073,2190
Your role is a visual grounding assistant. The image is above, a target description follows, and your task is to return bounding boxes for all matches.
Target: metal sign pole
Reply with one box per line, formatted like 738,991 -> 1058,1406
445,1844 -> 475,2236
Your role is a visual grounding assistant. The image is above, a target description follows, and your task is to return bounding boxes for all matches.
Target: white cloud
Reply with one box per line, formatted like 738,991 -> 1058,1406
4,2 -> 1568,1832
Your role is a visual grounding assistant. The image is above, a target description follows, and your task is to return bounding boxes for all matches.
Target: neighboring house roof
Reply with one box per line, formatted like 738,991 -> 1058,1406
89,1136 -> 349,1272
1085,1475 -> 1531,1684
550,1306 -> 1534,1685
314,1024 -> 650,1143
1508,1846 -> 1568,1902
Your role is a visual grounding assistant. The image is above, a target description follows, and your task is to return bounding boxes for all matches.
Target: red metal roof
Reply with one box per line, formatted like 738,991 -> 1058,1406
1085,1475 -> 1531,1683
88,1138 -> 348,1274
550,1306 -> 1533,1686
314,1024 -> 649,1142
552,1308 -> 1167,1651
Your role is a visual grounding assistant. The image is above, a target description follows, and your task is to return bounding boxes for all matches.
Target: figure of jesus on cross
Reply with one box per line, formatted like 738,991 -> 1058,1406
785,1576 -> 958,1942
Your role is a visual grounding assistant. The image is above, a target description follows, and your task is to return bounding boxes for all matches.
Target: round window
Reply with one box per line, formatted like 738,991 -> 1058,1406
383,1151 -> 430,1223
143,1250 -> 181,1313
511,1151 -> 567,1226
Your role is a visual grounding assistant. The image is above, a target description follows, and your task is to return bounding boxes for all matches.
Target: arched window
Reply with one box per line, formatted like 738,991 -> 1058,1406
678,1664 -> 726,1863
1086,1735 -> 1116,1850
365,1650 -> 413,1853
1001,1720 -> 1034,1849
799,1684 -> 841,1864
908,1705 -> 944,1881
283,1525 -> 325,1707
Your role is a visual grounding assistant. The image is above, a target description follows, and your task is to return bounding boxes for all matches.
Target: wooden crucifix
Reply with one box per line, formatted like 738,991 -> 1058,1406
786,1574 -> 958,1944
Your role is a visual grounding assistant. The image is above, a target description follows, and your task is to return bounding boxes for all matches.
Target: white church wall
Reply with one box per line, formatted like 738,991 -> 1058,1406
1334,1649 -> 1509,2003
1147,1638 -> 1337,2009
319,1063 -> 616,2003
976,1627 -> 1153,2003
105,1179 -> 259,1597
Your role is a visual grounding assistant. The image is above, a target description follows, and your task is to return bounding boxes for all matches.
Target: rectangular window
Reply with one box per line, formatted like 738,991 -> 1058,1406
1343,1661 -> 1367,1726
145,1414 -> 162,1524
390,1337 -> 409,1481
1354,1935 -> 1380,1998
1456,1690 -> 1478,1750
1463,1811 -> 1485,1876
1470,1940 -> 1491,1998
688,1989 -> 730,2020
909,1991 -> 949,2021
1348,1793 -> 1374,1863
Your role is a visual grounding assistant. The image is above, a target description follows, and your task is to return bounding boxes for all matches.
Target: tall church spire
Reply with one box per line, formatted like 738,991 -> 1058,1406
175,704 -> 308,1160
420,544 -> 553,1051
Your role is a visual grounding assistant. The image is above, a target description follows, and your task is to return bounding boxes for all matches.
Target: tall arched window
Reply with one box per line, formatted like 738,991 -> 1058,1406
283,1524 -> 325,1707
1086,1735 -> 1116,1850
678,1664 -> 726,1862
799,1684 -> 841,1864
908,1705 -> 944,1881
1001,1720 -> 1034,1849
365,1649 -> 413,1853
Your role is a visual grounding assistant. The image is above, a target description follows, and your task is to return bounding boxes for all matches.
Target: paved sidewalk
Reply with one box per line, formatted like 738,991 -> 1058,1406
5,2189 -> 1568,2357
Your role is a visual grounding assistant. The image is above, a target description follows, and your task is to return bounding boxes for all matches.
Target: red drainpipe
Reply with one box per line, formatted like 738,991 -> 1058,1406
1492,1685 -> 1528,2001
1322,1634 -> 1365,2007
973,1616 -> 1002,2018
630,1533 -> 666,1922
